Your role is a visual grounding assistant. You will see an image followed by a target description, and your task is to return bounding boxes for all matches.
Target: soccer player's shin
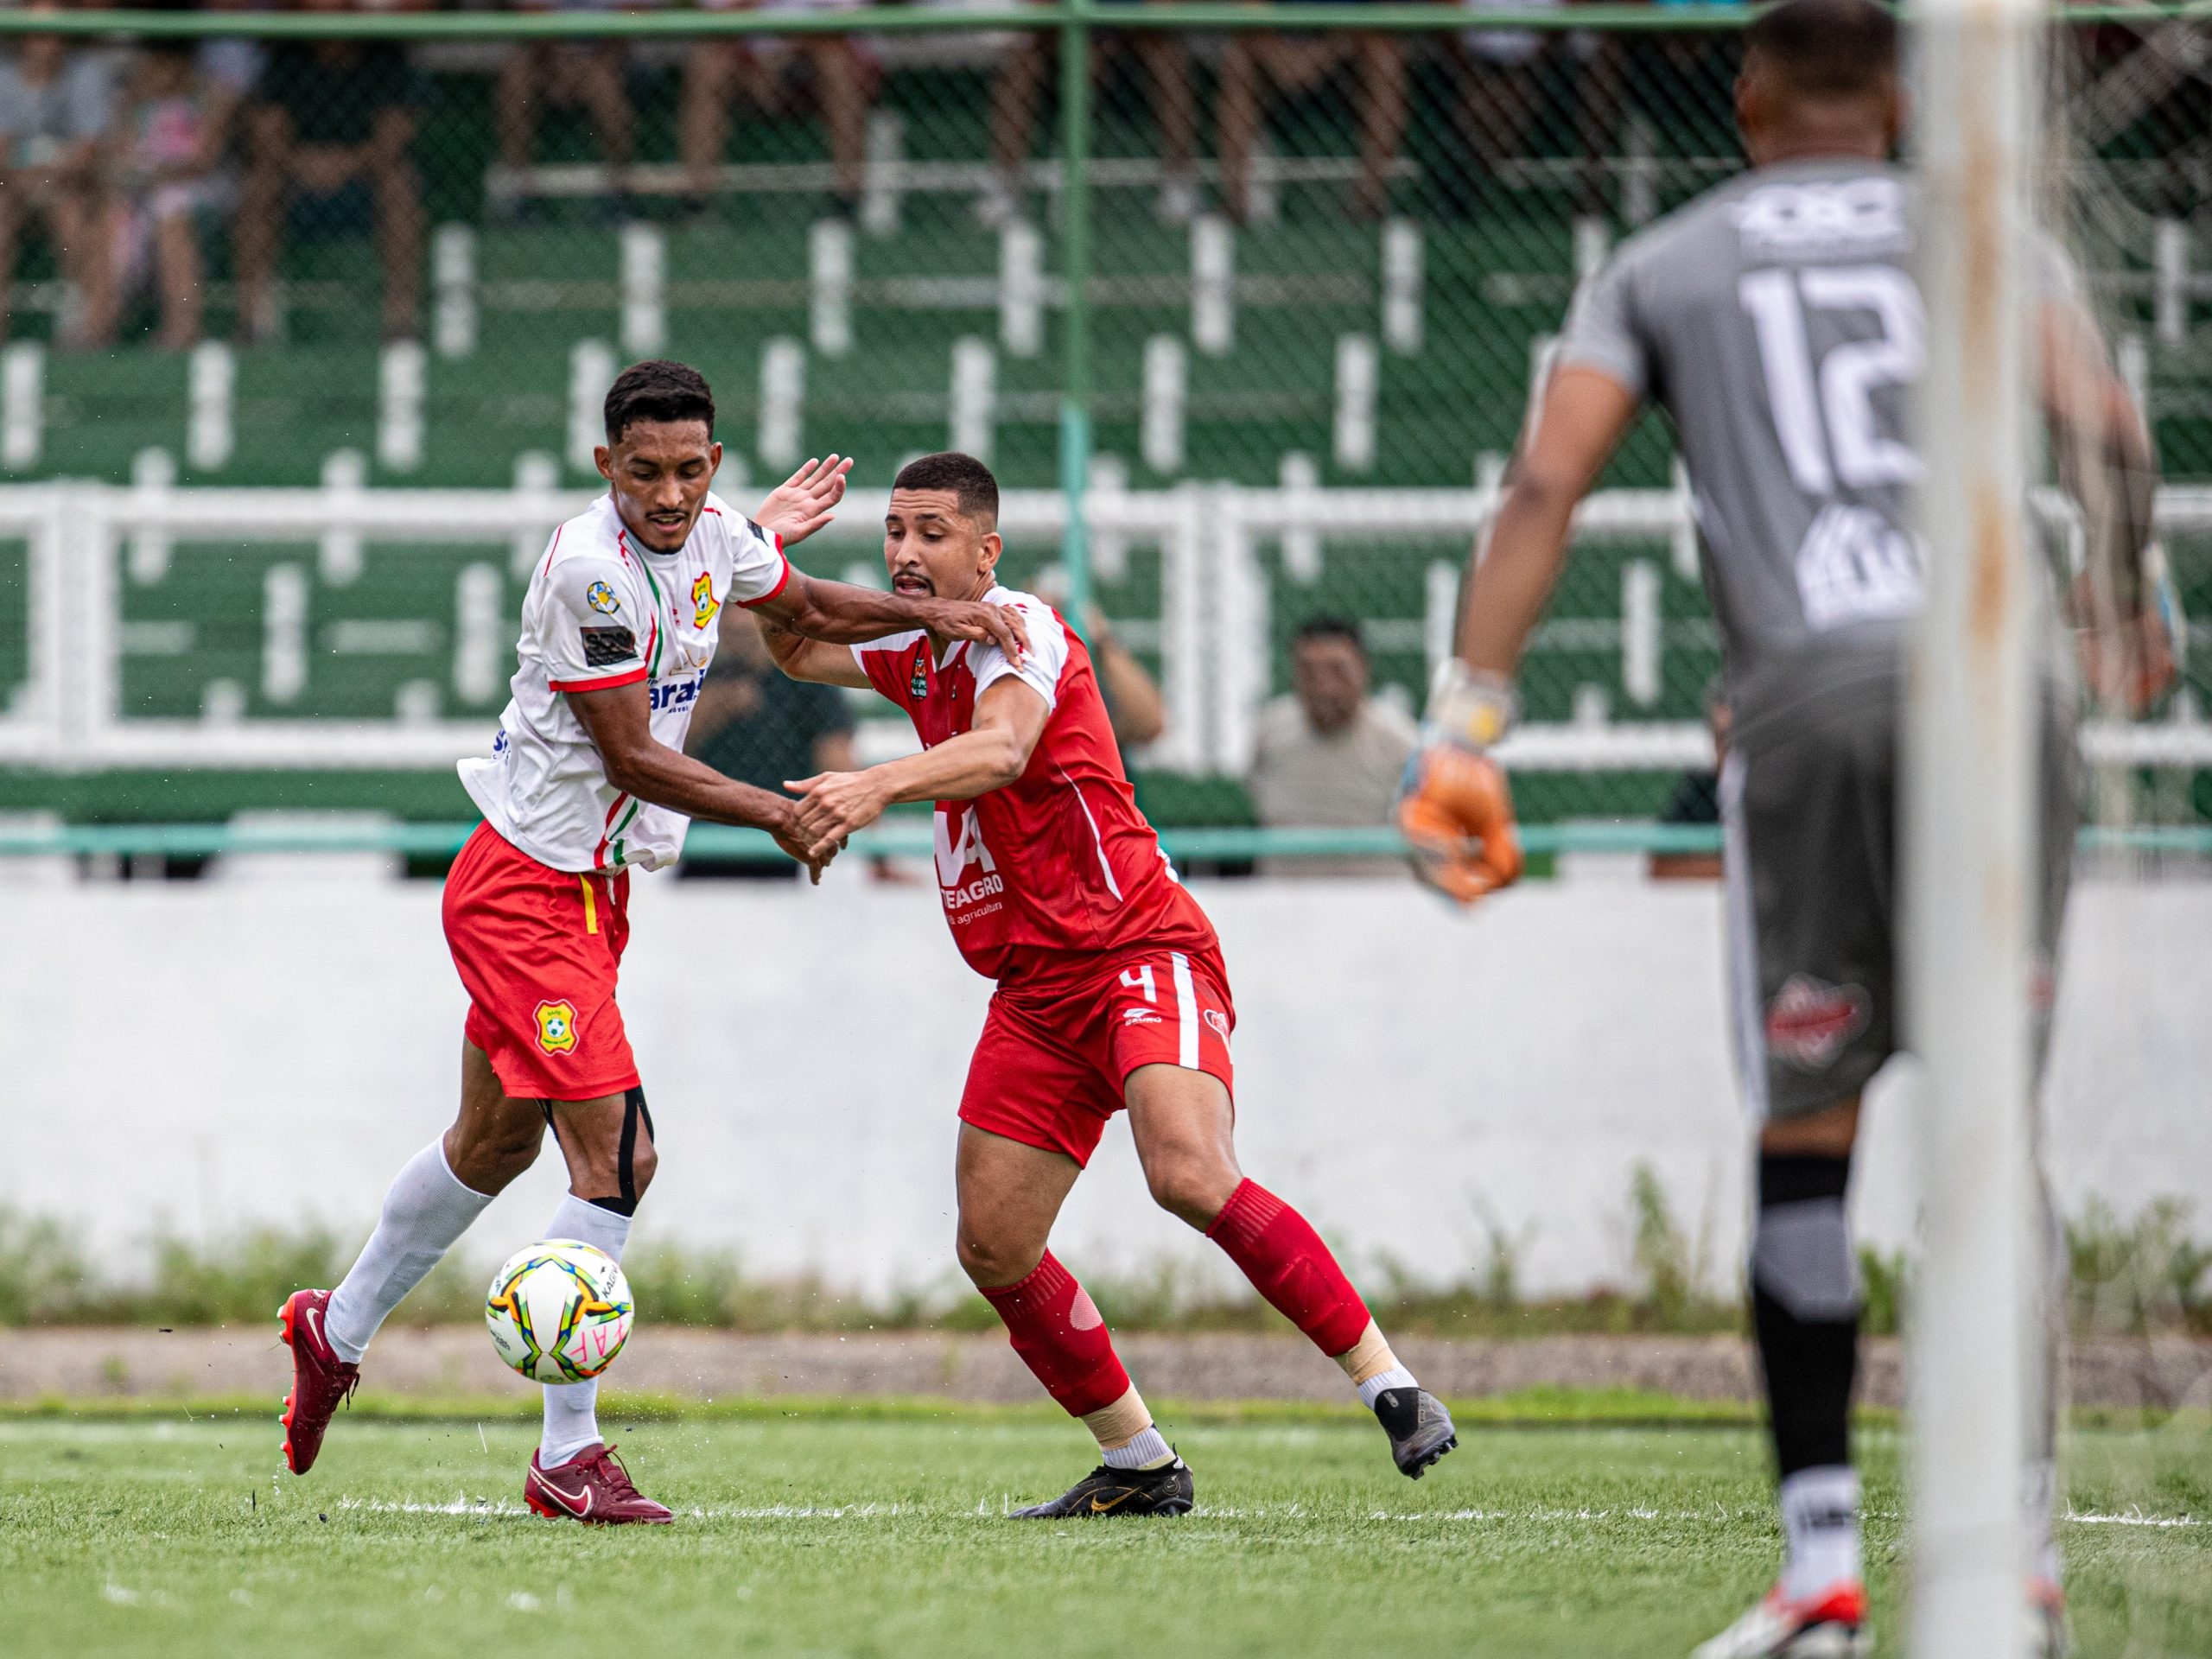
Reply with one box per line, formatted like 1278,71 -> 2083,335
1205,1180 -> 1371,1355
1751,1153 -> 1862,1600
979,1252 -> 1136,1426
1207,1180 -> 1457,1475
325,1140 -> 494,1363
538,1191 -> 634,1470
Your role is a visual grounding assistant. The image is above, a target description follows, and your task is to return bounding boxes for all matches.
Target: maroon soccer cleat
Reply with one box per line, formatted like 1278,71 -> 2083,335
277,1287 -> 359,1476
524,1443 -> 675,1525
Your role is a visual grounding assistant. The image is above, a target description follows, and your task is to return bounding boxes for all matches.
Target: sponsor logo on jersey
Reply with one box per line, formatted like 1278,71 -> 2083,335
534,1000 -> 580,1056
933,805 -> 998,887
586,580 -> 620,615
580,625 -> 637,668
649,671 -> 704,713
690,571 -> 720,630
1764,976 -> 1869,1071
909,651 -> 930,700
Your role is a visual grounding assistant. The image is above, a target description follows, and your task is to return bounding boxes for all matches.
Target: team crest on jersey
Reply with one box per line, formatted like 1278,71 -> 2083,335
691,571 -> 719,630
909,652 -> 929,699
534,1000 -> 580,1056
1764,976 -> 1868,1070
586,581 -> 620,615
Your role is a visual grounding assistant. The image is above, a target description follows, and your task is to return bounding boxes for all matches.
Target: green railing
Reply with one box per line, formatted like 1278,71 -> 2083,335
3,819 -> 2205,864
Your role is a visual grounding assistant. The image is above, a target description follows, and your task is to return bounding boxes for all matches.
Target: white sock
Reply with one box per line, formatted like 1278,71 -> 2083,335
1101,1424 -> 1174,1471
1778,1465 -> 1863,1599
538,1193 -> 633,1468
1357,1365 -> 1419,1411
325,1141 -> 493,1364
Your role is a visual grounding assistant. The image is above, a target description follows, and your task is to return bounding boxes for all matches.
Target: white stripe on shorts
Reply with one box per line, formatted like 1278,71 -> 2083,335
1170,950 -> 1199,1070
1718,749 -> 1771,1122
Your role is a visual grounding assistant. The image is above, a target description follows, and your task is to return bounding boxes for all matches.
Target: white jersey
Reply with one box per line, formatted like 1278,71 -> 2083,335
459,492 -> 791,874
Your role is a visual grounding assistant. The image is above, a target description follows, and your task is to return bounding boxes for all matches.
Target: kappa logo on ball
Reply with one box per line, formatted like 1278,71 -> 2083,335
586,580 -> 620,615
534,1000 -> 580,1056
1764,976 -> 1869,1070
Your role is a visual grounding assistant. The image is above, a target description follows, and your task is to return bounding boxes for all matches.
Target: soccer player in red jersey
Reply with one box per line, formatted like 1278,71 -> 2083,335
766,452 -> 1456,1516
276,367 -> 1029,1524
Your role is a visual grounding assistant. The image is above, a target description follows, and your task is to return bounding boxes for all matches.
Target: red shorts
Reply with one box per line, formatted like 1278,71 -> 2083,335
959,947 -> 1236,1166
443,823 -> 641,1102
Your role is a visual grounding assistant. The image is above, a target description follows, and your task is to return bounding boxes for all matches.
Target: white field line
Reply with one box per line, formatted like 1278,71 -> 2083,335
208,1487 -> 2212,1535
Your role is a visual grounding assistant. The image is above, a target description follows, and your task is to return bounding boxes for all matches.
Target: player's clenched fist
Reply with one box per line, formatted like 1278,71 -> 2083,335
1397,744 -> 1523,905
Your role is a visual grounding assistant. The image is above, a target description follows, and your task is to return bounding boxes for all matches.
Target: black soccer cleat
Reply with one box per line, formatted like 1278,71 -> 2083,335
1375,1387 -> 1458,1478
1009,1457 -> 1195,1519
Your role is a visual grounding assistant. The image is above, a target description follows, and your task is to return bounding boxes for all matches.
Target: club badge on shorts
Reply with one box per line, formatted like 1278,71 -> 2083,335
1764,976 -> 1869,1070
534,1000 -> 580,1056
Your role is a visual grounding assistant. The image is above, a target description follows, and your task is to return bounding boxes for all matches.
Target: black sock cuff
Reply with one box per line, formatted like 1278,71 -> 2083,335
1759,1151 -> 1851,1207
585,1194 -> 639,1217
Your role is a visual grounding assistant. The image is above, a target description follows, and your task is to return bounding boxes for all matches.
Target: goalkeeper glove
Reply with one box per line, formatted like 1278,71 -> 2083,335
1399,661 -> 1525,906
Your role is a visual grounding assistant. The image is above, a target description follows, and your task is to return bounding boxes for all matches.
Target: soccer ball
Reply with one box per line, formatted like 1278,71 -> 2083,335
485,1240 -> 633,1383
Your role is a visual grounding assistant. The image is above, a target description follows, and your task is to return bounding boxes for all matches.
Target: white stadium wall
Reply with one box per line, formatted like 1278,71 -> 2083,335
10,861 -> 2210,1300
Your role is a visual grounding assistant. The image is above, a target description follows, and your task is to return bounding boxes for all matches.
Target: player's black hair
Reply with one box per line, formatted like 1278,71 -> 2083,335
1745,0 -> 1898,99
1293,613 -> 1369,658
893,451 -> 1000,526
603,359 -> 715,445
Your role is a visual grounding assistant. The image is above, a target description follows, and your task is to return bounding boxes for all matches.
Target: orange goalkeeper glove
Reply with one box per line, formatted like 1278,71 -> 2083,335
1397,744 -> 1524,906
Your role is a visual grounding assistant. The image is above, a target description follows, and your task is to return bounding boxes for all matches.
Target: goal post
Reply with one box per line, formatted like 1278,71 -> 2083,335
1906,0 -> 2044,1651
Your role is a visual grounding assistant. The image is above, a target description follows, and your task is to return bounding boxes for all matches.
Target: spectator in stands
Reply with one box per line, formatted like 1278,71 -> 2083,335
237,0 -> 426,343
1217,20 -> 1406,221
983,10 -> 1196,226
494,0 -> 639,220
682,0 -> 874,215
683,607 -> 872,880
106,39 -> 233,349
1649,678 -> 1729,881
1248,614 -> 1417,878
0,0 -> 118,346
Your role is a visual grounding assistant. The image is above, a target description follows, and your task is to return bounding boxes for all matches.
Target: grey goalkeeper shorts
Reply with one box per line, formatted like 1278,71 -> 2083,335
1719,666 -> 2077,1121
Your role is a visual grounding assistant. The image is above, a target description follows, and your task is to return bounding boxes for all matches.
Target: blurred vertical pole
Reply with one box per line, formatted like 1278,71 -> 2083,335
1908,0 -> 2040,1652
1058,0 -> 1095,635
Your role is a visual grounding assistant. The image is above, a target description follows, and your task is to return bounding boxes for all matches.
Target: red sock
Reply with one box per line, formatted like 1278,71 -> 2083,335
1205,1179 -> 1372,1357
978,1251 -> 1132,1418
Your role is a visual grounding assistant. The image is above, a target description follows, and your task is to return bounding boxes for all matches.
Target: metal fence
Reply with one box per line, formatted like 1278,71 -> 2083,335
0,4 -> 2204,835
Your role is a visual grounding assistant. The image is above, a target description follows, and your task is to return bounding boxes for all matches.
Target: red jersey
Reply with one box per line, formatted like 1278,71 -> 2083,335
856,585 -> 1219,990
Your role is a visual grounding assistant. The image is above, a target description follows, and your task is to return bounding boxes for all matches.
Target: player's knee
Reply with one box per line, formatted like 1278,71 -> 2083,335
446,1121 -> 541,1193
626,1135 -> 659,1198
1143,1150 -> 1238,1229
955,1225 -> 1037,1290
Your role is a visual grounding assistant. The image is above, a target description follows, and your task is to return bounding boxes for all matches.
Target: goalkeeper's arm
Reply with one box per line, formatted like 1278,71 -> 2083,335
2039,296 -> 2177,710
1402,366 -> 1641,903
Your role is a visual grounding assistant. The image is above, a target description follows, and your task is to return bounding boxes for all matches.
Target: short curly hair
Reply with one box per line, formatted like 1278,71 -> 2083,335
892,451 -> 999,527
604,359 -> 715,445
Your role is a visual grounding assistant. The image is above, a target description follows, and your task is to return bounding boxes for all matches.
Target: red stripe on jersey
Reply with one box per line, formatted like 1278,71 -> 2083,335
537,523 -> 566,582
594,791 -> 635,870
738,556 -> 793,609
549,664 -> 647,693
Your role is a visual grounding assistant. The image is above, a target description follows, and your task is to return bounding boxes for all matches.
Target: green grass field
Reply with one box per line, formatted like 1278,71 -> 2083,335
3,1408 -> 2208,1657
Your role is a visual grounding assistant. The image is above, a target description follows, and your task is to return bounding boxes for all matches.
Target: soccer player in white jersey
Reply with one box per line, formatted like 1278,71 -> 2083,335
1397,3 -> 2174,1653
276,361 -> 1030,1523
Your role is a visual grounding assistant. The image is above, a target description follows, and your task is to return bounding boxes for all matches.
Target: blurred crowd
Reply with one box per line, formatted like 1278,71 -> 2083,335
0,0 -> 1681,352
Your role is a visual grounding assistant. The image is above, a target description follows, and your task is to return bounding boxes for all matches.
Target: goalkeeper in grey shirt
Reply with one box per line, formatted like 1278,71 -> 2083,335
1398,2 -> 2177,1654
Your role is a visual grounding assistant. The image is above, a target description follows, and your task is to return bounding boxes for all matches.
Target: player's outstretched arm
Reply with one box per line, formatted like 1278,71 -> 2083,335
751,454 -> 853,549
755,609 -> 872,690
753,569 -> 1033,664
783,677 -> 1050,859
1402,365 -> 1638,906
566,677 -> 836,882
